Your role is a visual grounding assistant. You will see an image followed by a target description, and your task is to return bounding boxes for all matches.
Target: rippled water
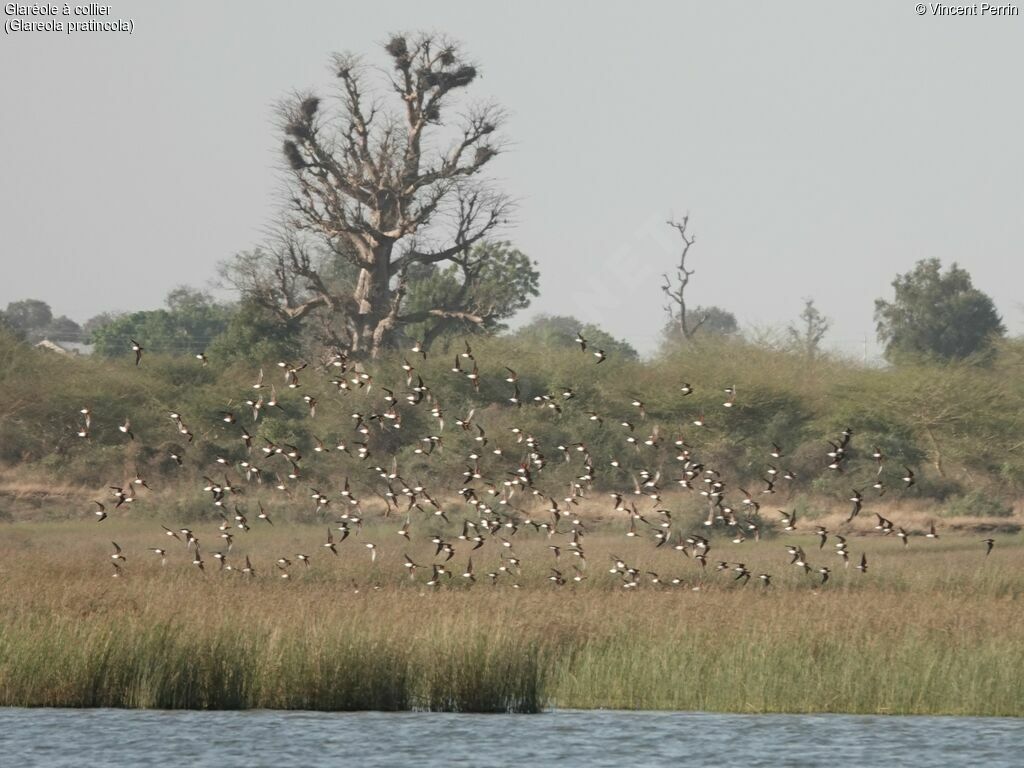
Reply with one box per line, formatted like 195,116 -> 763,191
1,708 -> 1021,767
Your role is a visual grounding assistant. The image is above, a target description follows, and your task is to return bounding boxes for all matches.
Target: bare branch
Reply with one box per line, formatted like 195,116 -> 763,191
662,216 -> 704,340
260,33 -> 519,358
395,185 -> 510,271
399,307 -> 491,325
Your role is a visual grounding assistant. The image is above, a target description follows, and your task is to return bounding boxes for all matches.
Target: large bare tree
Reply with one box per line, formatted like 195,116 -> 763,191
230,33 -> 515,358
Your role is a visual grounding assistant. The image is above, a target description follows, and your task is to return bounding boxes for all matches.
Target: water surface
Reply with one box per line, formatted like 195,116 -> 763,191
1,708 -> 1020,767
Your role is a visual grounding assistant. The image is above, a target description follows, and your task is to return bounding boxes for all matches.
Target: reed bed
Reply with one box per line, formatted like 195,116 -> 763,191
1,521 -> 1022,715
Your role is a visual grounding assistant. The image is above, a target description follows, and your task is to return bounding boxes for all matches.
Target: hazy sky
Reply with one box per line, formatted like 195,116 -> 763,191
2,1 -> 1021,356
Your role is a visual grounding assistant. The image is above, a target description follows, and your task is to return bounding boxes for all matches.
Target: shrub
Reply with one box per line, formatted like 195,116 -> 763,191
942,490 -> 1013,518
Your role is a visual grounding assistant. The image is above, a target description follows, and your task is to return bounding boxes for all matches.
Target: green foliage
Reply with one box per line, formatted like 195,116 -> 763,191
83,311 -> 119,337
44,314 -> 82,342
694,305 -> 739,335
3,299 -> 52,333
2,322 -> 1023,504
514,314 -> 639,361
942,490 -> 1013,518
90,310 -> 178,357
400,241 -> 540,348
660,305 -> 739,351
205,300 -> 303,364
0,313 -> 25,341
90,287 -> 233,358
787,298 -> 830,360
874,259 -> 1005,363
2,298 -> 82,343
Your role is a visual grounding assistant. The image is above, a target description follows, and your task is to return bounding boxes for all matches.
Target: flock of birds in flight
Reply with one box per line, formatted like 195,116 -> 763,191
72,334 -> 998,588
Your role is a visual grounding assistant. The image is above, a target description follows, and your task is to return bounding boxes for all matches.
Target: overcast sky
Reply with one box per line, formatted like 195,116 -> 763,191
1,1 -> 1021,356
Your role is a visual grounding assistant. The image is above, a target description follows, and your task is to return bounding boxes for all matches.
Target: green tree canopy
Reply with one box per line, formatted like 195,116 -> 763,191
206,298 -> 303,364
89,288 -> 233,358
874,259 -> 1004,363
4,299 -> 52,334
45,315 -> 82,343
514,314 -> 639,361
82,312 -> 120,337
661,304 -> 738,350
0,312 -> 25,341
2,299 -> 82,343
399,241 -> 539,349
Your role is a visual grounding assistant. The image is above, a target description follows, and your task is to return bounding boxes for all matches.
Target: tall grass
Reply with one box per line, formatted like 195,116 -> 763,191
552,592 -> 1024,715
1,522 -> 1022,715
0,587 -> 547,712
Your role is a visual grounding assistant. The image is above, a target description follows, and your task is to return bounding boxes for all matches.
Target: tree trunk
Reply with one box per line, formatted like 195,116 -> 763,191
351,240 -> 395,357
924,425 -> 946,478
